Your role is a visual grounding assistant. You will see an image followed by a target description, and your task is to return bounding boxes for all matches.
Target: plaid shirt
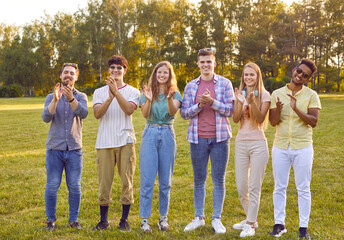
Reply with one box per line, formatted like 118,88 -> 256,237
180,74 -> 234,143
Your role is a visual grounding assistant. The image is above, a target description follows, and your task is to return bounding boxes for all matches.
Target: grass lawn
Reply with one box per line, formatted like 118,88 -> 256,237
0,94 -> 343,239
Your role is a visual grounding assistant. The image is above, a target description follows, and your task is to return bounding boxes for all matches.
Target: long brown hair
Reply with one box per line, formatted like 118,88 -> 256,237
148,61 -> 178,101
239,62 -> 268,129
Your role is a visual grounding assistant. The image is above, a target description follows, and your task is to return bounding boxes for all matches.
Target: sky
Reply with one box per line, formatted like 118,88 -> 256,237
1,0 -> 295,27
0,0 -> 89,26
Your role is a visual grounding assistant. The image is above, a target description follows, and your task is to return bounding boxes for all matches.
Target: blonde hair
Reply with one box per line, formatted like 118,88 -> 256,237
239,62 -> 268,130
148,61 -> 178,101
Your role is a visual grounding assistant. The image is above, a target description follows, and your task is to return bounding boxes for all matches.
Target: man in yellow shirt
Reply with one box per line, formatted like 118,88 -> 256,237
269,59 -> 321,239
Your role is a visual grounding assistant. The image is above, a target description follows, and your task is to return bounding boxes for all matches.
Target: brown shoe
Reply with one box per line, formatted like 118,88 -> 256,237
46,221 -> 55,231
69,221 -> 82,230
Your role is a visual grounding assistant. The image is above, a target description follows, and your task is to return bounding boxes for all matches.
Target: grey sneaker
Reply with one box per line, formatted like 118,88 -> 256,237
141,219 -> 152,233
69,221 -> 82,230
158,217 -> 169,231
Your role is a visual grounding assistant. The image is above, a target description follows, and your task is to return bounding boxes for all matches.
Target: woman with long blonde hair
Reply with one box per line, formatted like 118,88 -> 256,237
139,61 -> 182,233
232,62 -> 271,237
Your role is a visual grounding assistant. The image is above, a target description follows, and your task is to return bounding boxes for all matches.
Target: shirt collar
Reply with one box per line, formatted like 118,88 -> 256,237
285,83 -> 305,96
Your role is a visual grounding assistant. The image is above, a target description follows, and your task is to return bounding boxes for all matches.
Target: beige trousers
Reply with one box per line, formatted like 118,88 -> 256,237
97,143 -> 136,206
235,140 -> 269,222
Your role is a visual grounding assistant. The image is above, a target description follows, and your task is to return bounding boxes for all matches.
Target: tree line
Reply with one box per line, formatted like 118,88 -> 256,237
0,0 -> 343,97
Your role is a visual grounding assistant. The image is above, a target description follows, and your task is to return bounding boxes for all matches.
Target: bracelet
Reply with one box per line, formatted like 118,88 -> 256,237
69,98 -> 75,103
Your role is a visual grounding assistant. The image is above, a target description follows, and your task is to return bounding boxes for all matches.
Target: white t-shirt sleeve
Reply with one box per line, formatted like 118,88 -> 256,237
92,88 -> 102,106
127,87 -> 140,106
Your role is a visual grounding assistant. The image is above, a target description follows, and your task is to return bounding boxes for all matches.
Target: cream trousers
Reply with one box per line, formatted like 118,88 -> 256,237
235,140 -> 269,222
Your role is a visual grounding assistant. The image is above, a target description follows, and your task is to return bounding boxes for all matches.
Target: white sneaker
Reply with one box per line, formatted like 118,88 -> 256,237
240,224 -> 255,237
158,216 -> 169,231
141,219 -> 152,233
184,217 -> 205,231
211,218 -> 226,234
233,219 -> 258,230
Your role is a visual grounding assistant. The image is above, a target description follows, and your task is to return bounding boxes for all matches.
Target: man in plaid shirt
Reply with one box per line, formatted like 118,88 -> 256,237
181,48 -> 234,233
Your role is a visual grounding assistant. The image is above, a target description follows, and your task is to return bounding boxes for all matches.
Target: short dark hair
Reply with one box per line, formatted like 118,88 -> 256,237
298,58 -> 317,75
197,48 -> 215,61
108,55 -> 128,69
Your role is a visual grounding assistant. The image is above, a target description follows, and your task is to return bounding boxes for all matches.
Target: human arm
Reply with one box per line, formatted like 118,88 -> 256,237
167,88 -> 181,116
210,79 -> 235,117
233,88 -> 245,123
106,76 -> 137,115
141,87 -> 152,119
93,86 -> 115,119
269,96 -> 284,127
47,83 -> 63,115
62,85 -> 80,111
180,82 -> 202,119
287,94 -> 319,128
247,92 -> 270,124
73,92 -> 88,119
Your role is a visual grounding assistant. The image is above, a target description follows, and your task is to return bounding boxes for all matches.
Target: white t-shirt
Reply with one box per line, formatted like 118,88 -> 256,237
93,84 -> 140,149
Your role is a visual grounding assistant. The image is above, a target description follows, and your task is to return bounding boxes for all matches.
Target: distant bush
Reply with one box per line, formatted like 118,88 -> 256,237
78,82 -> 106,96
78,86 -> 93,96
229,77 -> 289,93
0,84 -> 23,97
264,77 -> 290,93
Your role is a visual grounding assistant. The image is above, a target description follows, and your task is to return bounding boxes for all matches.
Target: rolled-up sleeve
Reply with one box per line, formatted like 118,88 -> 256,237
42,94 -> 54,123
75,92 -> 88,119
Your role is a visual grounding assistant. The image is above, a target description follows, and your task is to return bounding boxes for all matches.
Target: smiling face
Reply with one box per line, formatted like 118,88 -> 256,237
108,64 -> 126,81
243,67 -> 257,88
156,65 -> 170,86
291,64 -> 312,86
197,55 -> 216,77
60,66 -> 78,87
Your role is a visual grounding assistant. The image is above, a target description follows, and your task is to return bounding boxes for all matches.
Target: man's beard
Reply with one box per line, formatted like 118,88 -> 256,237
62,78 -> 72,86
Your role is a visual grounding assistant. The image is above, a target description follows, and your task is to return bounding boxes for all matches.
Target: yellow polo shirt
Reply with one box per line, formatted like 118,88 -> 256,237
270,84 -> 321,150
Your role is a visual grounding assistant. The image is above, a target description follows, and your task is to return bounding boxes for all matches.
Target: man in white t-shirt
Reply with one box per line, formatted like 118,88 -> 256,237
92,55 -> 140,232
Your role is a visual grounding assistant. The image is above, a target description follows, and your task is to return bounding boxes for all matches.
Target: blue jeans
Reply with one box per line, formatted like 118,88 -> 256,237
45,149 -> 83,222
190,137 -> 229,219
139,124 -> 176,219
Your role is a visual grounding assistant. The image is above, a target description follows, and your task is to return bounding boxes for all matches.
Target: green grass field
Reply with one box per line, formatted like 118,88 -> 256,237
0,94 -> 343,239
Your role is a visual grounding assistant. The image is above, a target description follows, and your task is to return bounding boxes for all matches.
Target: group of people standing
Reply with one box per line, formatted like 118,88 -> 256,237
42,48 -> 321,239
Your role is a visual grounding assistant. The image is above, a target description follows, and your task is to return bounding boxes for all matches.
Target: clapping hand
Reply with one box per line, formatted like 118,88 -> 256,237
142,85 -> 153,102
167,87 -> 176,99
105,76 -> 118,99
234,88 -> 245,104
53,83 -> 63,102
287,94 -> 297,110
62,84 -> 74,101
276,97 -> 284,112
